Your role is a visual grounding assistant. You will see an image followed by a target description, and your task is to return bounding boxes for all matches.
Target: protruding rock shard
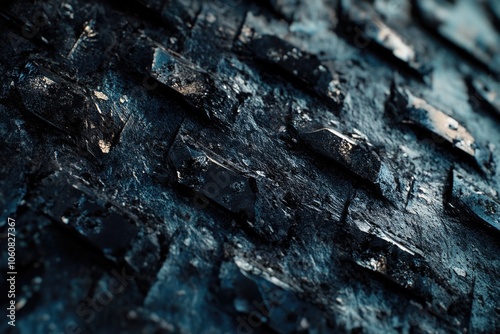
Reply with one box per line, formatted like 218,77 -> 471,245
415,0 -> 500,74
467,77 -> 500,118
301,128 -> 399,202
16,63 -> 123,157
389,84 -> 492,173
340,0 -> 428,75
168,131 -> 256,219
150,47 -> 239,122
242,33 -> 343,106
447,169 -> 500,233
67,19 -> 116,74
31,174 -> 143,263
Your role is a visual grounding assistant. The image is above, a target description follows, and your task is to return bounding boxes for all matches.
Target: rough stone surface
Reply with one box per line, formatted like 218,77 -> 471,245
0,0 -> 499,333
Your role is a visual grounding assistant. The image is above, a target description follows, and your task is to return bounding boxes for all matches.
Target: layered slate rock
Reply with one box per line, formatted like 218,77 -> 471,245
415,0 -> 500,74
447,169 -> 500,233
340,0 -> 428,75
150,47 -> 240,122
143,226 -> 233,333
168,130 -> 257,219
301,128 -> 399,202
389,84 -> 493,173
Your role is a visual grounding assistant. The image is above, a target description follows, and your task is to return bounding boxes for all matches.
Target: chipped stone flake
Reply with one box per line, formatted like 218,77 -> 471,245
390,85 -> 492,172
151,47 -> 239,122
168,130 -> 256,218
341,0 -> 427,74
98,139 -> 111,153
416,0 -> 500,73
244,34 -> 342,106
301,128 -> 399,202
94,91 -> 109,100
448,169 -> 500,232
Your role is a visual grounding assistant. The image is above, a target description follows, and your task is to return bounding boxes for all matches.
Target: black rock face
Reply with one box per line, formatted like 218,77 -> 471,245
0,0 -> 499,333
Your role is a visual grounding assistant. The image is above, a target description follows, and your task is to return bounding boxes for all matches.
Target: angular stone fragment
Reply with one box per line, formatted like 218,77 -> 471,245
16,63 -> 124,156
340,0 -> 427,75
168,131 -> 256,219
346,194 -> 475,330
66,19 -> 116,75
389,84 -> 492,172
244,34 -> 343,106
351,226 -> 473,330
31,174 -> 140,262
182,2 -> 246,67
354,235 -> 424,290
467,77 -> 500,118
124,232 -> 163,287
301,128 -> 398,201
447,169 -> 500,232
415,0 -> 500,74
150,47 -> 239,122
17,64 -> 86,133
32,171 -> 162,287
248,35 -> 330,90
219,257 -> 331,333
